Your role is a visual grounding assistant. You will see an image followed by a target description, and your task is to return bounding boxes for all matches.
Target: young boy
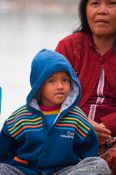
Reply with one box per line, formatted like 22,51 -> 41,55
0,49 -> 111,175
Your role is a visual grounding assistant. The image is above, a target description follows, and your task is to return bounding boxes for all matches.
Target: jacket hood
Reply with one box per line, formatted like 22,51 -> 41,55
26,49 -> 81,110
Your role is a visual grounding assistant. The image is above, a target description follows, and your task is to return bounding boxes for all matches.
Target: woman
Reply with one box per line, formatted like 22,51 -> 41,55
55,0 -> 116,173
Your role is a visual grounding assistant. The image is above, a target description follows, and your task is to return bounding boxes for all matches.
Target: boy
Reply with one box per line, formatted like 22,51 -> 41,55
0,49 -> 111,175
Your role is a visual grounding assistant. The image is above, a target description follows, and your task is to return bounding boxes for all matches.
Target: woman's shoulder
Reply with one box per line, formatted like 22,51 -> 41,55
59,32 -> 90,44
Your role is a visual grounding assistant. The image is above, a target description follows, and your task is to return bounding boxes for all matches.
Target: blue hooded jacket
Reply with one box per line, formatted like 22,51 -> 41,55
0,49 -> 98,175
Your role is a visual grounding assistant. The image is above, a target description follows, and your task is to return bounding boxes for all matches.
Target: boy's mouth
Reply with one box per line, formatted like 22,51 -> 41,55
55,92 -> 65,97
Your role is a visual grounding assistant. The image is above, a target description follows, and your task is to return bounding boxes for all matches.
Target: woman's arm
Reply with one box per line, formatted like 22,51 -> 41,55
100,112 -> 116,136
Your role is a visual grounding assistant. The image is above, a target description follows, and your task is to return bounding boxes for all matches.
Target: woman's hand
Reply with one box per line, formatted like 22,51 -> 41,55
89,119 -> 112,145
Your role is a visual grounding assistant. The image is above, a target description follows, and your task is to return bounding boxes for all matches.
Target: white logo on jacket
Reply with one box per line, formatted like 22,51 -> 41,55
61,131 -> 74,139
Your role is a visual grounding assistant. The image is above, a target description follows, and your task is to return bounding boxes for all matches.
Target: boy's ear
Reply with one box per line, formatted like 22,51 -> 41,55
35,89 -> 42,105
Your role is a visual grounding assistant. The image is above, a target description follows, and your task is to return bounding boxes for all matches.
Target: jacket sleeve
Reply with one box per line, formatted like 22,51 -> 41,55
0,121 -> 17,162
100,112 -> 116,136
75,124 -> 99,159
73,106 -> 99,159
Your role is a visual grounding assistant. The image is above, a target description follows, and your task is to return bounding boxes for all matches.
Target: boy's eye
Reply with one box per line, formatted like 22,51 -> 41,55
47,79 -> 55,83
109,1 -> 116,5
63,78 -> 70,82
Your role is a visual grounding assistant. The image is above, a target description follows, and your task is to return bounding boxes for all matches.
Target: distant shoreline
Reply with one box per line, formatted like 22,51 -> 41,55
0,1 -> 79,14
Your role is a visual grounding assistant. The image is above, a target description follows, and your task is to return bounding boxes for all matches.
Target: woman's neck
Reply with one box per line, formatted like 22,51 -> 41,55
93,35 -> 114,55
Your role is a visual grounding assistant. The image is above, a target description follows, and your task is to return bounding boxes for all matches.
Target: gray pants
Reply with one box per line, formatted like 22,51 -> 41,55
0,164 -> 25,175
0,157 -> 111,175
55,157 -> 111,175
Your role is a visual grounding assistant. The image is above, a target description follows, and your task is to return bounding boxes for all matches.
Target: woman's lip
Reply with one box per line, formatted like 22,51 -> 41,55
95,19 -> 109,23
95,20 -> 109,26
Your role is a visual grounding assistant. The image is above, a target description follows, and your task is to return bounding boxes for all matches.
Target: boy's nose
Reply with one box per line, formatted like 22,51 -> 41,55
57,81 -> 63,88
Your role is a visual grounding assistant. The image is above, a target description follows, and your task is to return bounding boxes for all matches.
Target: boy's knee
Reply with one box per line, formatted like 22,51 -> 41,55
75,157 -> 111,175
0,163 -> 25,175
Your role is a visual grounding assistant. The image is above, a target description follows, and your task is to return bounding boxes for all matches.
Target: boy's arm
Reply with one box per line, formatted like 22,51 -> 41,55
73,106 -> 99,159
0,122 -> 16,162
77,125 -> 99,159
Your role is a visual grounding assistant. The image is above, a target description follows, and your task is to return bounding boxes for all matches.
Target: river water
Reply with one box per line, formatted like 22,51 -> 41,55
0,11 -> 79,129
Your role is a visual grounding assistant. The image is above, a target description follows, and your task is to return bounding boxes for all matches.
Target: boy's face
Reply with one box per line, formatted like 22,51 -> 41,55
38,71 -> 71,107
